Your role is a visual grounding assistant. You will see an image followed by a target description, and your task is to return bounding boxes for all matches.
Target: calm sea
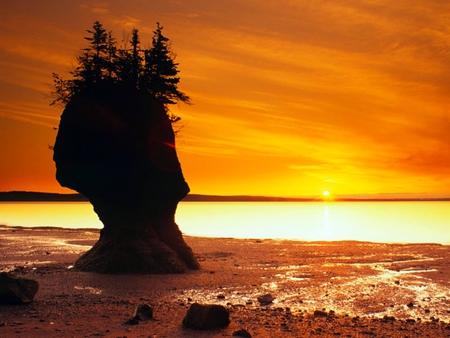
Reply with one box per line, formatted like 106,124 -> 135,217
0,201 -> 449,244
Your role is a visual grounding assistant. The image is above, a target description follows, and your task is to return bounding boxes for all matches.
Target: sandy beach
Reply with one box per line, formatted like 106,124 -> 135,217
0,225 -> 449,337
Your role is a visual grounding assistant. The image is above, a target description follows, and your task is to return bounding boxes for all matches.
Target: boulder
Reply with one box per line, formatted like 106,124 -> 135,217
0,273 -> 39,304
233,328 -> 252,337
182,303 -> 230,330
131,304 -> 153,321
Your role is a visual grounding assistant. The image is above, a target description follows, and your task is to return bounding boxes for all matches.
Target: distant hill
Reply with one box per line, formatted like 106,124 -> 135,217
0,191 -> 316,202
0,191 -> 448,202
0,191 -> 88,201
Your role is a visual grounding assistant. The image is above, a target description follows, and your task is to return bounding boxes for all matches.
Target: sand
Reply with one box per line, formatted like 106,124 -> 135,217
0,225 -> 449,337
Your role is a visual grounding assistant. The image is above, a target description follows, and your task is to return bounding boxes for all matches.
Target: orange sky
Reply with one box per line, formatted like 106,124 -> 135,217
1,1 -> 450,197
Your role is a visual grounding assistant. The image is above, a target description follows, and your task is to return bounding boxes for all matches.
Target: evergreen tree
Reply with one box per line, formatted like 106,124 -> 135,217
50,21 -> 190,117
106,31 -> 117,79
81,20 -> 109,83
114,42 -> 132,86
142,23 -> 190,107
130,28 -> 142,88
51,21 -> 112,106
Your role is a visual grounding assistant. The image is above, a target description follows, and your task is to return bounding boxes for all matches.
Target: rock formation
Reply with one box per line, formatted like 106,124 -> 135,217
53,83 -> 200,273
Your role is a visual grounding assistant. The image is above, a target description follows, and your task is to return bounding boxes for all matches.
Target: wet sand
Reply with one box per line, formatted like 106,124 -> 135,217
0,225 -> 449,337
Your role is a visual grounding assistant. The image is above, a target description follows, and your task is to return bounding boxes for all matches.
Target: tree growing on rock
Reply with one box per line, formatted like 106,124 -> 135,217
142,23 -> 190,111
51,21 -> 199,274
51,21 -> 190,115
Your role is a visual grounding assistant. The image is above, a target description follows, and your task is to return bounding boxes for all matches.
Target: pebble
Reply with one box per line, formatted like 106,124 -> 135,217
313,310 -> 328,317
257,294 -> 274,305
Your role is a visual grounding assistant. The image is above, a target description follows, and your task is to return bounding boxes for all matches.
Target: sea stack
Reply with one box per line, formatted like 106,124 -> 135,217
53,82 -> 200,273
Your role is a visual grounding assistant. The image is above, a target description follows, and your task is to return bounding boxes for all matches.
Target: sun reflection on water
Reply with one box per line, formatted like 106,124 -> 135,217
1,201 -> 450,243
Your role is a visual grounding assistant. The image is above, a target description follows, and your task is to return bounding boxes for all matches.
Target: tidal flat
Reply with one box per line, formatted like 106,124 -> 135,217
1,226 -> 449,337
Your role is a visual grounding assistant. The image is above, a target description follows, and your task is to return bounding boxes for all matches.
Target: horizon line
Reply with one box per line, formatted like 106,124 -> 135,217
0,191 -> 449,202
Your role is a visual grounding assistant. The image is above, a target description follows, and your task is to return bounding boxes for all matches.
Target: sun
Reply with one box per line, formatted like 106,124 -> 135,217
323,191 -> 330,197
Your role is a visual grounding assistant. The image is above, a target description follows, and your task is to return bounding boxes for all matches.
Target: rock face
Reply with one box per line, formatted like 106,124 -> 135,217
182,303 -> 230,330
0,273 -> 39,304
53,83 -> 200,273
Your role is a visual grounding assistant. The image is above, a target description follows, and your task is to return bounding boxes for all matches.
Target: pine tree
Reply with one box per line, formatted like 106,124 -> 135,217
130,28 -> 142,88
142,23 -> 190,107
106,31 -> 117,79
81,20 -> 109,83
50,21 -> 191,116
51,21 -> 112,106
114,43 -> 132,86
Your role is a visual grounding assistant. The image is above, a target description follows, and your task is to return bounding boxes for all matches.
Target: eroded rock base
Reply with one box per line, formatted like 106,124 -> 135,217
74,227 -> 198,274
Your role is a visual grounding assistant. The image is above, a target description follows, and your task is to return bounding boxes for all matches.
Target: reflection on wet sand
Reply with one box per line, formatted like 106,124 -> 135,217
185,245 -> 450,322
1,226 -> 449,327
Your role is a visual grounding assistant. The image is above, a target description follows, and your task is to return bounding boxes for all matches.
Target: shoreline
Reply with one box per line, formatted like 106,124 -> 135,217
1,224 -> 448,247
1,191 -> 450,202
1,225 -> 449,337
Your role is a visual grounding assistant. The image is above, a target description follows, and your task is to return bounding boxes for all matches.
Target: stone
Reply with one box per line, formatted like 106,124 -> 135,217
313,310 -> 329,317
232,328 -> 252,337
182,303 -> 230,330
0,273 -> 39,304
124,318 -> 139,326
383,315 -> 396,322
131,304 -> 153,321
53,83 -> 200,274
257,294 -> 274,305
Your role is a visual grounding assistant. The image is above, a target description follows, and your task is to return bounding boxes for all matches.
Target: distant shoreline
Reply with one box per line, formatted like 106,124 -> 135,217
0,191 -> 449,202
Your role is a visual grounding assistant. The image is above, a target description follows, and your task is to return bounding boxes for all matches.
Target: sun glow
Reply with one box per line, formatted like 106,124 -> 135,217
322,190 -> 334,202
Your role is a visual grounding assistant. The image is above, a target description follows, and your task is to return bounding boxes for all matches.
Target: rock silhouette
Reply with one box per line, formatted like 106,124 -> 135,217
53,83 -> 200,273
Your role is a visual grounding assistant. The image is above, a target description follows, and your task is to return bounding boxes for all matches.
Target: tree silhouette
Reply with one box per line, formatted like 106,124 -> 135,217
50,21 -> 190,117
142,23 -> 190,108
130,28 -> 142,88
82,21 -> 109,83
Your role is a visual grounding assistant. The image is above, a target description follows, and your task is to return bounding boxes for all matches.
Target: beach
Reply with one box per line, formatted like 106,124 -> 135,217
0,225 -> 449,337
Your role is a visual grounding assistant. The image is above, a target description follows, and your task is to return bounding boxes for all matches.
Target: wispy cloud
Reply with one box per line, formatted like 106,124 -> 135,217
0,101 -> 59,128
0,0 -> 449,195
80,3 -> 109,14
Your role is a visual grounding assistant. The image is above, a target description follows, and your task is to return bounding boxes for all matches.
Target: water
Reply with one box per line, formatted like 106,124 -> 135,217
0,201 -> 449,244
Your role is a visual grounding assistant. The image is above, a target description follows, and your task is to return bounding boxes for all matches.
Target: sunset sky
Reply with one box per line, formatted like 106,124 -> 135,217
1,0 -> 450,197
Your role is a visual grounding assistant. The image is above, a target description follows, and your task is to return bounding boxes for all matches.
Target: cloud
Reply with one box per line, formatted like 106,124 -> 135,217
1,0 -> 449,195
0,111 -> 57,128
80,3 -> 109,14
0,100 -> 59,128
111,15 -> 142,29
